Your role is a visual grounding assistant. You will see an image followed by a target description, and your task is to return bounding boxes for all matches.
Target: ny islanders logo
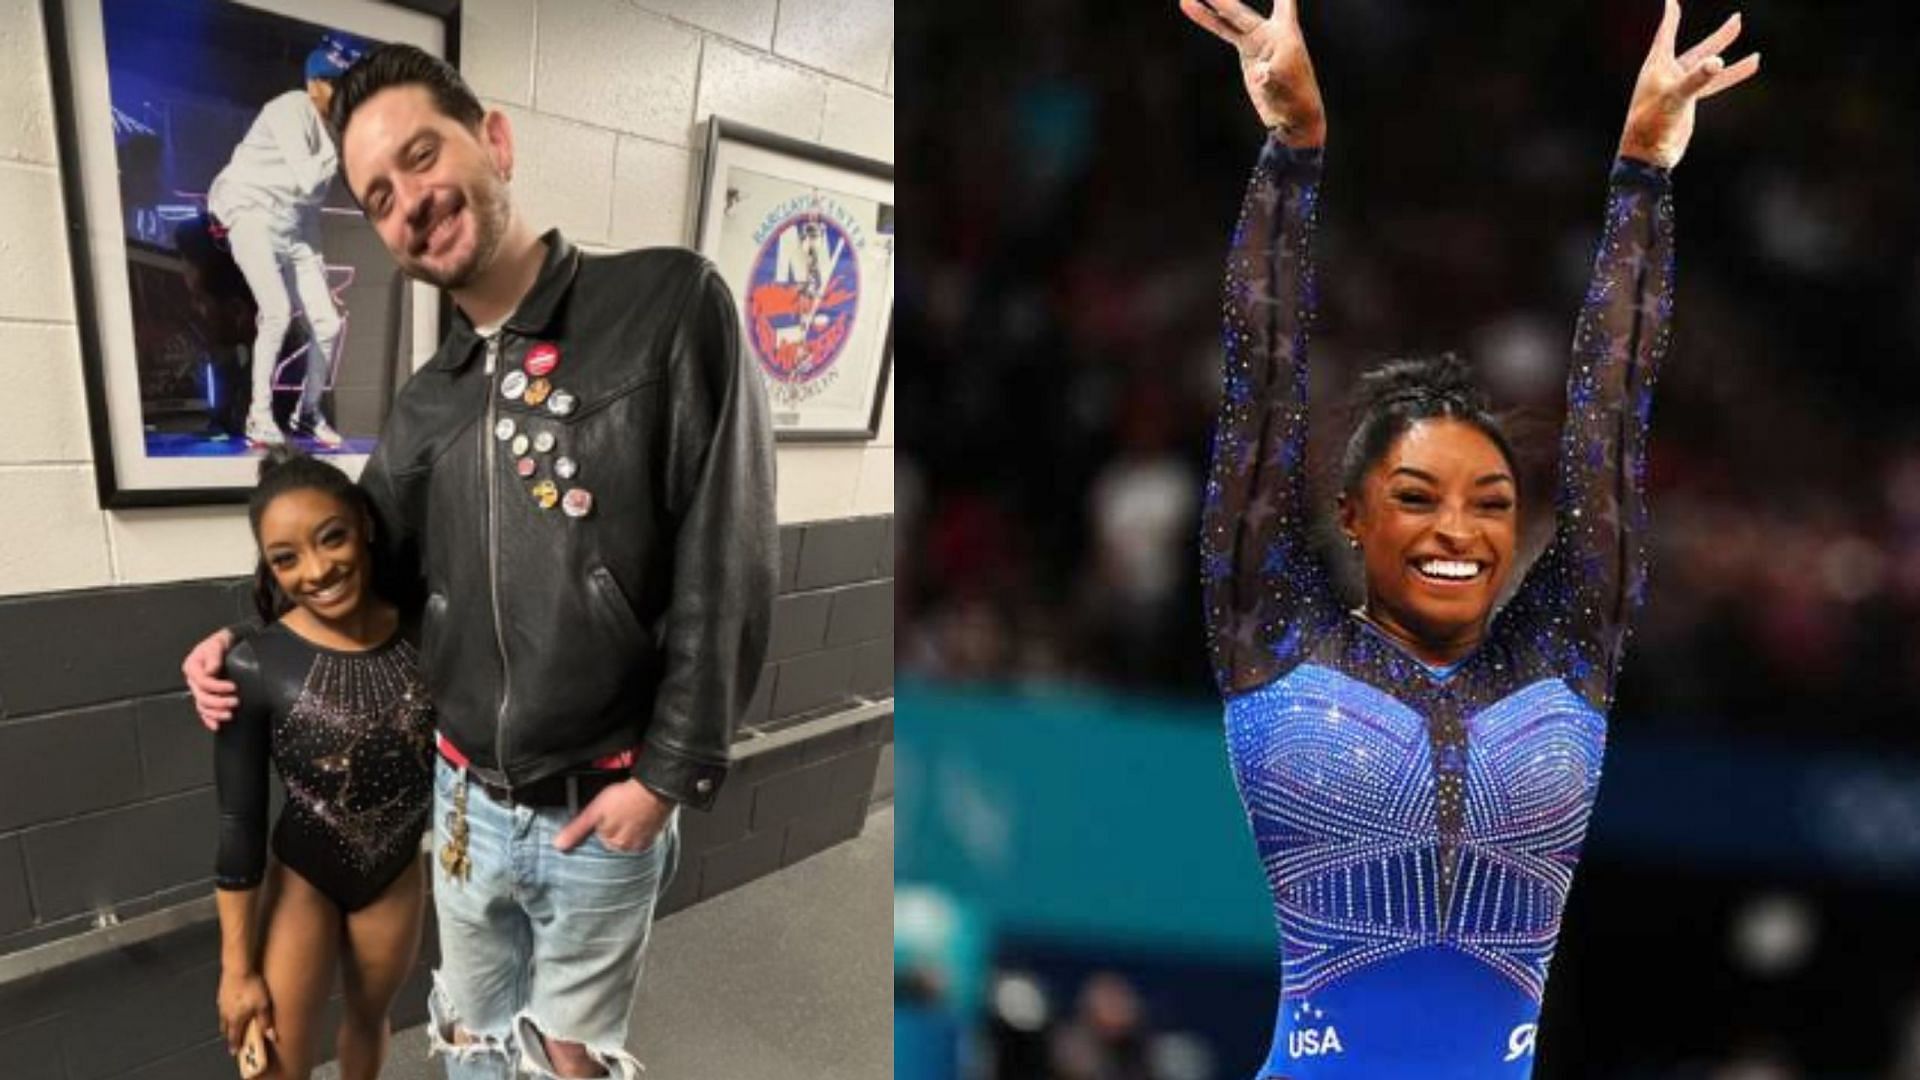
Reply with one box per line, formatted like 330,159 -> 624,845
744,196 -> 865,407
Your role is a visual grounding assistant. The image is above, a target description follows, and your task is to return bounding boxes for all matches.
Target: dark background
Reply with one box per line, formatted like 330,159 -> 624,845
897,0 -> 1920,1076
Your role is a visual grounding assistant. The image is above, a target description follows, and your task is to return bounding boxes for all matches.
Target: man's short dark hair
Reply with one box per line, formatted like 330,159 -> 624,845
330,43 -> 485,178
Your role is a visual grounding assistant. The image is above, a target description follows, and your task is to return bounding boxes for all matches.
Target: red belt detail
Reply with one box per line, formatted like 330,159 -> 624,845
436,732 -> 636,772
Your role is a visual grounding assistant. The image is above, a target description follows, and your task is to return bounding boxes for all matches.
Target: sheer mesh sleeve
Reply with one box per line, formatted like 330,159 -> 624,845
213,639 -> 273,891
1500,157 -> 1673,710
1201,135 -> 1339,696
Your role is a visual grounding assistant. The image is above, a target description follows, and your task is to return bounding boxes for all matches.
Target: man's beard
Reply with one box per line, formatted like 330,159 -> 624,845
409,175 -> 509,290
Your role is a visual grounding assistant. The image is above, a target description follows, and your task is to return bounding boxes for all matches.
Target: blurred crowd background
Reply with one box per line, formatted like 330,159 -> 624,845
899,0 -> 1920,720
897,0 -> 1920,1077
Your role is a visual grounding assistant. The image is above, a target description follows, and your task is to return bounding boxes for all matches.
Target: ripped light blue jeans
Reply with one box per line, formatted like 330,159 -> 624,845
428,757 -> 680,1078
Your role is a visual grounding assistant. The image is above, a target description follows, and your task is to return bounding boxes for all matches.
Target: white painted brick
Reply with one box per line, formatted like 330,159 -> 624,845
0,321 -> 90,465
462,0 -> 537,107
0,0 -> 55,166
852,444 -> 892,515
775,444 -> 860,523
696,39 -> 826,142
1,0 -> 892,599
0,163 -> 76,323
774,0 -> 893,88
495,104 -> 616,244
107,505 -> 257,586
885,49 -> 893,95
822,80 -> 893,163
630,0 -> 776,49
0,466 -> 110,596
535,0 -> 699,144
611,136 -> 693,250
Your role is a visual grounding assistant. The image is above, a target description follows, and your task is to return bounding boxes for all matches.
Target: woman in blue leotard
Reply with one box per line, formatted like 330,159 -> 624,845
1181,0 -> 1758,1075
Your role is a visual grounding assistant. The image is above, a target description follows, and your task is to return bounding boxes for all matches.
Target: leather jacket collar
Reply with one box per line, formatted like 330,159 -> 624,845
434,229 -> 582,373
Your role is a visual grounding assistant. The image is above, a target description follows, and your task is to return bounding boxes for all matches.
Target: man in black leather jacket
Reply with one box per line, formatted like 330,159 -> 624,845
184,44 -> 775,1077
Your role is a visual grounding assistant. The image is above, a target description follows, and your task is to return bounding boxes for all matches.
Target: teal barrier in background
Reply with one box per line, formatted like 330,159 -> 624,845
899,678 -> 1920,965
896,680 -> 1277,959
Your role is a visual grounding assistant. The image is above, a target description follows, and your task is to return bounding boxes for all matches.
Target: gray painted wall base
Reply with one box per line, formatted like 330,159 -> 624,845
0,514 -> 892,1070
0,700 -> 890,1075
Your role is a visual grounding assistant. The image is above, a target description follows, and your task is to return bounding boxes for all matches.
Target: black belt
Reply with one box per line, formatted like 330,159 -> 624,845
468,767 -> 629,810
437,734 -> 634,809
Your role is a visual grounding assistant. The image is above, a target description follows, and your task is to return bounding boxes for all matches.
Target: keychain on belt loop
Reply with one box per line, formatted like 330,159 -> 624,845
440,766 -> 472,882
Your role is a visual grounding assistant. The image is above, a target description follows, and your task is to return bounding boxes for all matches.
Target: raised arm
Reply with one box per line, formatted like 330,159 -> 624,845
1503,0 -> 1756,708
1185,0 -> 1337,695
1503,158 -> 1672,709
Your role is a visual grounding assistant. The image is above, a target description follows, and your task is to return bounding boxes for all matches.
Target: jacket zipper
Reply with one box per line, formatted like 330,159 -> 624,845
483,335 -> 514,786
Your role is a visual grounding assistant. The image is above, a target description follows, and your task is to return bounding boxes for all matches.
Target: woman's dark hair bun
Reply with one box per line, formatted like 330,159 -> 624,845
256,443 -> 300,482
1339,352 -> 1517,498
1351,352 -> 1488,417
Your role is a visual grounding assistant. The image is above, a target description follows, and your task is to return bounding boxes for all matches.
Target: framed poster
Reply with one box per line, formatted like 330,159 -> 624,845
693,117 -> 894,442
42,0 -> 459,507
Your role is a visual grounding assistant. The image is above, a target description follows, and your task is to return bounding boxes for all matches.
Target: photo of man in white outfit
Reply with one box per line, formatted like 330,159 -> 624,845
206,40 -> 356,450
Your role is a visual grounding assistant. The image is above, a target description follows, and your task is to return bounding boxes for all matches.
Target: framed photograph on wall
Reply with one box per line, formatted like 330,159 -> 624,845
42,0 -> 459,507
693,117 -> 894,442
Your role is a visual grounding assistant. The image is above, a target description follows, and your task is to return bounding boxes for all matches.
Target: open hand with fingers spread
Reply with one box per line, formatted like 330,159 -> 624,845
1179,0 -> 1326,147
1620,0 -> 1761,168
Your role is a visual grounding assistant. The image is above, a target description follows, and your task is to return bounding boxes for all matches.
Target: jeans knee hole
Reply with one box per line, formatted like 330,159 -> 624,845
514,1013 -> 643,1079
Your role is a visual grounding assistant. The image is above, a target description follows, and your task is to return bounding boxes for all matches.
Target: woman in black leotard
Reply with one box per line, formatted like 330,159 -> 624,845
213,448 -> 433,1079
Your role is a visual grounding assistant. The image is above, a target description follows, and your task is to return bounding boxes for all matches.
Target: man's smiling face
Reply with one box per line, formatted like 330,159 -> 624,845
338,84 -> 512,290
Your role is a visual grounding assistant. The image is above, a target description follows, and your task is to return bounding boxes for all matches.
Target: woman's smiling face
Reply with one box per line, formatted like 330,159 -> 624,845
257,487 -> 373,622
1340,418 -> 1519,656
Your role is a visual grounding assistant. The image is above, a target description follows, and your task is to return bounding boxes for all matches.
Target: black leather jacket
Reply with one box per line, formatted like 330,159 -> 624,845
360,231 -> 776,811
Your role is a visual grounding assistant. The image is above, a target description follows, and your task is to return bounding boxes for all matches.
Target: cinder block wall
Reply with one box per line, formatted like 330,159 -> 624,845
665,515 -> 894,913
0,0 -> 894,595
0,516 -> 892,955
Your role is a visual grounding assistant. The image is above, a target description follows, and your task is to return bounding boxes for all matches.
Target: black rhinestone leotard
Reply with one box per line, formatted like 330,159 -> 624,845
214,621 -> 434,912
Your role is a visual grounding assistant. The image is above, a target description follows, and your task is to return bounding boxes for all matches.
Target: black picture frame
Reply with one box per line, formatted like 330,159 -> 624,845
692,117 -> 894,442
42,0 -> 461,507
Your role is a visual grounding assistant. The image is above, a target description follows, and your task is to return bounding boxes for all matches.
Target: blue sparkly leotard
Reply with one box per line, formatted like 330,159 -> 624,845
1200,136 -> 1672,1078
